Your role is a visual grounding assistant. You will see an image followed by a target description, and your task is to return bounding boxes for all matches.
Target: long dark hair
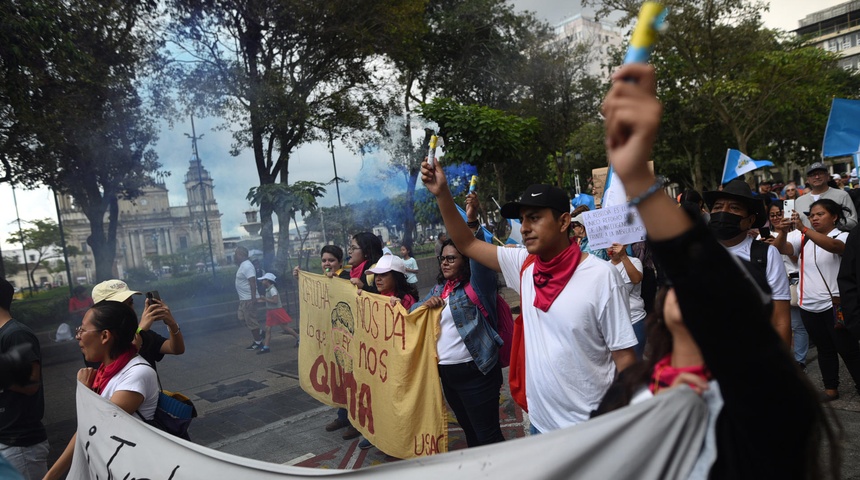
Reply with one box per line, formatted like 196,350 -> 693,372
353,232 -> 383,268
592,287 -> 843,480
382,271 -> 418,303
435,239 -> 472,285
89,301 -> 138,359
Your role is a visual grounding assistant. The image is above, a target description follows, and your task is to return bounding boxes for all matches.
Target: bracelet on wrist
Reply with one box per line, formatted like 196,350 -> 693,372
627,176 -> 666,223
466,220 -> 479,228
801,226 -> 809,235
170,326 -> 181,335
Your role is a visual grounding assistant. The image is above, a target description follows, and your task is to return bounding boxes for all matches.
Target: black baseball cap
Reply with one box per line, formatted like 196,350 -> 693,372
500,184 -> 570,219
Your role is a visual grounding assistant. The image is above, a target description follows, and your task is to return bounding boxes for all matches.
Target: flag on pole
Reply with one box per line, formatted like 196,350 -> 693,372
721,149 -> 773,184
506,219 -> 523,245
823,98 -> 860,159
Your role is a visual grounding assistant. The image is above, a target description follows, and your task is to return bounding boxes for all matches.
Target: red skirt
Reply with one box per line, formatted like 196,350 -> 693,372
265,308 -> 293,327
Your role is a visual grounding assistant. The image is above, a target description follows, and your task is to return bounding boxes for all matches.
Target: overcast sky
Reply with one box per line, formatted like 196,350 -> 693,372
0,0 -> 849,253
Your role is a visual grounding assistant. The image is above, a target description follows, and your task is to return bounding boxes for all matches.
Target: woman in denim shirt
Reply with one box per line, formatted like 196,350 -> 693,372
411,229 -> 505,447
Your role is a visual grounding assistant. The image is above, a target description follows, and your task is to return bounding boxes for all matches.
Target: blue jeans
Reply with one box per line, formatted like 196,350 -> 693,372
0,440 -> 48,480
529,424 -> 541,435
438,361 -> 504,447
336,407 -> 348,423
632,321 -> 646,359
791,306 -> 808,364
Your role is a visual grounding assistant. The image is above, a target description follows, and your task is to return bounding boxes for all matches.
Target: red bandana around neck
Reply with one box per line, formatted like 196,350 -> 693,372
649,354 -> 711,394
349,260 -> 368,279
441,279 -> 461,299
92,348 -> 138,395
531,240 -> 582,311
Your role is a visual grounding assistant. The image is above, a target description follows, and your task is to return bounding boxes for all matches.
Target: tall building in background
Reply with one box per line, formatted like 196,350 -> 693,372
796,1 -> 860,71
552,14 -> 623,76
58,152 -> 225,283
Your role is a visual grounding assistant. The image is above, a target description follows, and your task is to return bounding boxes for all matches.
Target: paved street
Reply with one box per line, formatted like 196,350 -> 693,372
37,299 -> 860,477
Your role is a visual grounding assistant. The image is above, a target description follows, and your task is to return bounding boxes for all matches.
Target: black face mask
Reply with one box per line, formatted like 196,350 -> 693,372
708,211 -> 747,240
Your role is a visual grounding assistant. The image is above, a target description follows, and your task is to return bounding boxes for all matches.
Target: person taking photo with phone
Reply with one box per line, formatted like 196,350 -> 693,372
91,280 -> 185,372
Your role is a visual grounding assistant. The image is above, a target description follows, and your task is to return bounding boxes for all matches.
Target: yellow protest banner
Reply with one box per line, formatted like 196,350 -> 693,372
297,271 -> 447,459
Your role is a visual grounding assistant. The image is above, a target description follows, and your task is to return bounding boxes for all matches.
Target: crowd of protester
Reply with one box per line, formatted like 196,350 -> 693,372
3,64 -> 859,480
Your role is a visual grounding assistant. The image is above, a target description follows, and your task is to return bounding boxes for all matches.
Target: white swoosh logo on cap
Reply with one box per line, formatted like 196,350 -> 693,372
530,193 -> 543,197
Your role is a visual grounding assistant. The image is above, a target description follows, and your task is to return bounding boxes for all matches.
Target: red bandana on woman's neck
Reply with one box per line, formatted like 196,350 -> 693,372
649,354 -> 711,394
92,348 -> 138,395
380,290 -> 416,310
531,240 -> 582,311
441,279 -> 461,299
349,260 -> 368,279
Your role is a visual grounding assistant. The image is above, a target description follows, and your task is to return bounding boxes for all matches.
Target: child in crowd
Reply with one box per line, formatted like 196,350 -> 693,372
256,273 -> 300,354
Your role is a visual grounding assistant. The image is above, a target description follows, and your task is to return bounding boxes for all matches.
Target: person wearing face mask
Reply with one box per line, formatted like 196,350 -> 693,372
703,178 -> 791,345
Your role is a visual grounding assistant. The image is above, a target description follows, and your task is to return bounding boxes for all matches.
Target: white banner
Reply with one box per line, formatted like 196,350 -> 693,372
581,203 -> 647,250
67,381 -> 709,479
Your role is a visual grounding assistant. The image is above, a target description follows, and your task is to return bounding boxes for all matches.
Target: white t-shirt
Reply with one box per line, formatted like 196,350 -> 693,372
437,303 -> 473,365
613,257 -> 646,324
402,257 -> 419,284
100,356 -> 159,420
766,230 -> 800,276
725,236 -> 791,301
235,260 -> 256,300
265,284 -> 282,310
497,247 -> 638,432
788,228 -> 849,313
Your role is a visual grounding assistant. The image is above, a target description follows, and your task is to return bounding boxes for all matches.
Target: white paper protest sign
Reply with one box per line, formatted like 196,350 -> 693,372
580,204 -> 647,250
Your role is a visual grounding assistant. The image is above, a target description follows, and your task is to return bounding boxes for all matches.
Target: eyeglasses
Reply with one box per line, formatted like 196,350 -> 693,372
769,212 -> 782,218
437,255 -> 460,264
347,245 -> 361,253
75,326 -> 102,337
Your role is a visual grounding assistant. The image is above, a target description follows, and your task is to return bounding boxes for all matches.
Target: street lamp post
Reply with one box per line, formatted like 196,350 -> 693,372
185,116 -> 217,280
574,153 -> 583,194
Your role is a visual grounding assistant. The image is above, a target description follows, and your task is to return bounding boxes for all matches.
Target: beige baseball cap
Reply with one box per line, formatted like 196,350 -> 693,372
92,279 -> 142,303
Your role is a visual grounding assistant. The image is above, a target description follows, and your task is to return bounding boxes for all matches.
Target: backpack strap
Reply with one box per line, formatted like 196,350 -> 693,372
749,239 -> 769,272
464,283 -> 489,318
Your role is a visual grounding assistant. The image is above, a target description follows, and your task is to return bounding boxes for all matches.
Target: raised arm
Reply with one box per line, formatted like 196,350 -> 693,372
421,159 -> 501,272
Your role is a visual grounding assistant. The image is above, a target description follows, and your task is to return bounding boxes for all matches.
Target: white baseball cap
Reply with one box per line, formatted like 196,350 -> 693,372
366,255 -> 406,275
92,280 -> 142,304
257,272 -> 277,282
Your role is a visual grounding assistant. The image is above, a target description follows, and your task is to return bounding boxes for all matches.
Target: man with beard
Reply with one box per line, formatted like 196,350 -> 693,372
704,178 -> 791,344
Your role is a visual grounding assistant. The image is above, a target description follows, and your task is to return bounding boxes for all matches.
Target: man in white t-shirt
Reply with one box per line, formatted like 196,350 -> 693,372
421,163 -> 637,433
703,178 -> 791,344
234,247 -> 263,350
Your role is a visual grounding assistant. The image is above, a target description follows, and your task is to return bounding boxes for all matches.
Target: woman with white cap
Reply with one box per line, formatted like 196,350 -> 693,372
256,273 -> 300,354
365,255 -> 418,310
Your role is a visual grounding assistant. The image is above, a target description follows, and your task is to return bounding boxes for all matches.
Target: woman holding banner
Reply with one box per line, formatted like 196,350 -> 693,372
46,301 -> 159,480
412,192 -> 505,448
348,232 -> 384,293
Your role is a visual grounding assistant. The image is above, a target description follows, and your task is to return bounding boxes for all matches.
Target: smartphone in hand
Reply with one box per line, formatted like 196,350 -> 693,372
783,200 -> 795,219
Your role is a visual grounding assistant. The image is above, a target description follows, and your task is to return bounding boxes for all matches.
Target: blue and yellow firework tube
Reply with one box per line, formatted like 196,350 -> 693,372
468,175 -> 478,193
623,2 -> 668,65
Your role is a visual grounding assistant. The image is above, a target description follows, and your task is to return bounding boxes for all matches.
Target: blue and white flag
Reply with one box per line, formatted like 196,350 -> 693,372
506,219 -> 523,245
721,149 -> 773,184
823,98 -> 860,159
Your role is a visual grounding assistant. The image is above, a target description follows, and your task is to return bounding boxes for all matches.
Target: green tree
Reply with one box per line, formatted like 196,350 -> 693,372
1,0 -> 163,281
6,219 -> 62,291
169,0 -> 424,272
2,255 -> 22,277
247,181 -> 326,278
418,98 -> 539,201
586,0 -> 860,189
